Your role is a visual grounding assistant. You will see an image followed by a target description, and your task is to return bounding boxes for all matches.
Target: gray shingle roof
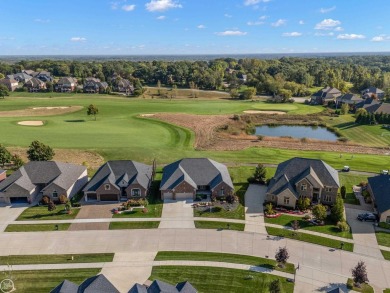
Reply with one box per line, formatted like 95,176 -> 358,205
50,280 -> 79,293
267,157 -> 340,197
327,287 -> 346,293
176,281 -> 197,293
312,87 -> 341,98
78,274 -> 119,293
368,175 -> 390,214
336,94 -> 363,104
364,103 -> 390,115
361,87 -> 384,95
83,160 -> 152,192
160,158 -> 233,191
147,280 -> 179,293
128,283 -> 148,293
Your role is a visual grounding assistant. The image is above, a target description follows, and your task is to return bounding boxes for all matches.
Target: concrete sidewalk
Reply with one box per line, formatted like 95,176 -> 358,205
244,184 -> 267,234
0,205 -> 27,232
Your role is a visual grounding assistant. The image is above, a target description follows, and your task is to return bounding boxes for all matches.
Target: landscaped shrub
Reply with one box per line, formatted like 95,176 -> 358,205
265,203 -> 274,215
226,195 -> 238,204
41,195 -> 50,205
340,186 -> 346,199
378,222 -> 390,230
337,221 -> 350,232
58,194 -> 68,204
347,278 -> 354,289
72,202 -> 81,208
124,198 -> 148,209
212,206 -> 222,213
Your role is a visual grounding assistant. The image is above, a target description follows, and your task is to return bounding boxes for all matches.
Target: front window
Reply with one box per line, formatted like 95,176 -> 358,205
301,184 -> 307,191
220,187 -> 225,196
104,184 -> 110,190
132,189 -> 141,197
386,216 -> 390,224
324,195 -> 331,202
52,191 -> 58,198
284,197 -> 290,205
325,187 -> 332,192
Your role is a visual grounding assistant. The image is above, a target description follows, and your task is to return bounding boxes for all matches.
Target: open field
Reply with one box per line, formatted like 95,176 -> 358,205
0,94 -> 389,173
149,266 -> 294,293
0,253 -> 114,265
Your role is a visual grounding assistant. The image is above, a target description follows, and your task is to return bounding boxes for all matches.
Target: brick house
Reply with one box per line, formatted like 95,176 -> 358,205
160,158 -> 234,201
83,77 -> 108,93
55,77 -> 78,92
24,77 -> 46,92
266,157 -> 340,208
83,160 -> 154,202
310,87 -> 341,105
0,78 -> 19,91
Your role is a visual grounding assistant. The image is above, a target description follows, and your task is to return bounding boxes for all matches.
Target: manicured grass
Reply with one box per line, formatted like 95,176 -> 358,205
380,250 -> 390,260
339,173 -> 367,205
5,223 -> 70,232
112,203 -> 163,218
376,231 -> 390,247
194,221 -> 245,231
265,214 -> 352,239
194,204 -> 245,220
109,221 -> 160,229
266,227 -> 354,251
347,278 -> 374,293
9,269 -> 101,293
150,266 -> 294,293
16,205 -> 80,221
383,289 -> 390,293
0,253 -> 114,265
155,251 -> 295,274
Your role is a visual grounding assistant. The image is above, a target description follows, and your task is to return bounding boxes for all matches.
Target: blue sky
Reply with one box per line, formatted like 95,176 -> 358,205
1,0 -> 390,55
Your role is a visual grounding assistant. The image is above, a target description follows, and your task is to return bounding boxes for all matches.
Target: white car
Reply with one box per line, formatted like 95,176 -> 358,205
382,170 -> 389,175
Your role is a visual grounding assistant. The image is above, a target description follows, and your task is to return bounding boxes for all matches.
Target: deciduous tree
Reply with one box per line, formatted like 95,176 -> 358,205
0,84 -> 9,99
352,261 -> 369,287
0,144 -> 11,167
87,104 -> 99,120
312,204 -> 327,221
275,247 -> 289,268
27,140 -> 55,161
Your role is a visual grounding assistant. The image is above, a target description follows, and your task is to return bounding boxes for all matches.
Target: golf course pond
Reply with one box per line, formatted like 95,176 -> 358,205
255,125 -> 339,141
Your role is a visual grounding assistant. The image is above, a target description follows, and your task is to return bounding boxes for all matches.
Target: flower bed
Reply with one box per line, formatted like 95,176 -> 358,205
265,213 -> 281,218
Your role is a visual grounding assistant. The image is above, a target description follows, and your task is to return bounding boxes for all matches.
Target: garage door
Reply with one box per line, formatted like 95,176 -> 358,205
163,192 -> 173,200
175,193 -> 193,200
86,193 -> 97,201
99,194 -> 118,201
10,197 -> 28,203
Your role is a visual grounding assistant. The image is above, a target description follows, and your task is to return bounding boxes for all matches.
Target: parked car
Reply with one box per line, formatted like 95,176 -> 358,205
342,166 -> 350,172
382,170 -> 389,175
357,213 -> 377,222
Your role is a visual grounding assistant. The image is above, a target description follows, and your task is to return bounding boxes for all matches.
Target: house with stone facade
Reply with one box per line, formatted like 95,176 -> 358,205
266,157 -> 340,208
160,158 -> 234,201
83,160 -> 154,202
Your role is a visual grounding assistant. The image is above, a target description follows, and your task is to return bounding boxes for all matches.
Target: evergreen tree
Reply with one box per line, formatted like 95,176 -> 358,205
253,163 -> 267,184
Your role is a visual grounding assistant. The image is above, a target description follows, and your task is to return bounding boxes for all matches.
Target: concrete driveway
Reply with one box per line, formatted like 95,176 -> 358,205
346,207 -> 383,259
159,199 -> 195,229
0,204 -> 28,232
69,203 -> 116,231
244,184 -> 267,234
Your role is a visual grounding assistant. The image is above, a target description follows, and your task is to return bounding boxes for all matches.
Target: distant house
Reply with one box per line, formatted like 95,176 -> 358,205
266,157 -> 340,208
22,70 -> 36,76
160,158 -> 234,201
83,160 -> 154,202
130,280 -> 197,293
51,274 -> 119,293
116,78 -> 134,94
336,94 -> 363,106
363,103 -> 390,115
35,71 -> 53,82
55,77 -> 78,92
310,87 -> 341,105
361,87 -> 385,100
24,77 -> 46,92
0,78 -> 18,91
0,161 -> 88,205
83,77 -> 108,93
368,174 -> 390,223
8,72 -> 33,83
0,170 -> 6,182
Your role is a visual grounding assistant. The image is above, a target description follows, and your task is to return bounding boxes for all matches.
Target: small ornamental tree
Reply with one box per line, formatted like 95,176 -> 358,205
48,201 -> 56,212
27,140 -> 55,161
331,195 -> 345,222
352,261 -> 369,287
265,203 -> 274,215
340,186 -> 346,199
275,247 -> 289,268
58,194 -> 68,204
297,197 -> 311,211
269,279 -> 283,293
0,144 -> 12,167
341,103 -> 349,115
87,104 -> 99,120
11,154 -> 24,170
253,163 -> 267,184
312,204 -> 327,221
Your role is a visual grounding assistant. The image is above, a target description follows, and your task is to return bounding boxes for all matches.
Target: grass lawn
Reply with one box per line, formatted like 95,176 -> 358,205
16,205 -> 80,221
266,227 -> 354,251
265,214 -> 352,239
381,250 -> 390,260
109,221 -> 160,229
149,266 -> 294,293
0,253 -> 114,265
194,221 -> 245,231
9,269 -> 101,293
339,173 -> 367,205
1,95 -> 388,173
384,289 -> 390,293
5,223 -> 70,232
194,204 -> 245,220
347,278 -> 374,293
155,251 -> 295,274
376,231 -> 390,247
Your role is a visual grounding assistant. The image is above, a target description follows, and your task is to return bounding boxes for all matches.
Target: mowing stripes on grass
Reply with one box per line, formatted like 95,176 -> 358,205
150,266 -> 294,293
0,253 -> 114,265
5,223 -> 70,232
266,227 -> 354,251
194,221 -> 244,231
155,251 -> 295,274
16,205 -> 80,221
109,221 -> 160,229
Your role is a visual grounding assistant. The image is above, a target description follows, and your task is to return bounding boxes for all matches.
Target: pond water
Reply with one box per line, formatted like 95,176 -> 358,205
255,125 -> 339,141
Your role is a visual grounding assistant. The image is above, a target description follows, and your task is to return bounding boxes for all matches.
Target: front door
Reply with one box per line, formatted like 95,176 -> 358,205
313,193 -> 319,203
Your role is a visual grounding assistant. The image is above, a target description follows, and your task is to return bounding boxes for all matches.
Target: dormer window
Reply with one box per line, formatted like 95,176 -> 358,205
300,184 -> 307,191
104,184 -> 110,190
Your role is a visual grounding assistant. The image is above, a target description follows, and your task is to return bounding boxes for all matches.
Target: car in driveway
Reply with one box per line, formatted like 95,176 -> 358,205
357,212 -> 377,222
342,166 -> 350,172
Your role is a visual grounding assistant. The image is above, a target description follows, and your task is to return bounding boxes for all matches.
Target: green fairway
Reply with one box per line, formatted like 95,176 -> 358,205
0,95 -> 388,172
16,205 -> 80,221
9,269 -> 101,293
5,223 -> 70,232
0,253 -> 114,265
194,220 -> 245,231
149,266 -> 294,293
109,221 -> 160,229
154,251 -> 295,274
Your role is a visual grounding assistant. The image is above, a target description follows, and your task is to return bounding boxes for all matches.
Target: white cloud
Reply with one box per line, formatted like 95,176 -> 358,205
70,37 -> 86,42
157,15 -> 166,20
299,20 -> 304,25
122,4 -> 135,11
282,32 -> 302,37
247,21 -> 264,26
34,18 -> 50,23
314,32 -> 334,37
259,15 -> 268,20
145,0 -> 182,12
244,0 -> 270,6
215,30 -> 247,36
271,19 -> 286,27
337,34 -> 365,40
371,35 -> 390,42
334,27 -> 343,31
224,13 -> 232,18
315,18 -> 341,30
197,24 -> 206,29
320,6 -> 336,13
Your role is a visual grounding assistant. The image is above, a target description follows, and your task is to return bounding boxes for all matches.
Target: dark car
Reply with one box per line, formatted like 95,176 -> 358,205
357,213 -> 377,222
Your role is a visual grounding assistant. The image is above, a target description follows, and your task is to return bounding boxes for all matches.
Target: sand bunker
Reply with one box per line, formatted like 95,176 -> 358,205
0,106 -> 83,117
140,114 -> 155,117
243,110 -> 286,115
32,106 -> 70,110
18,120 -> 44,126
